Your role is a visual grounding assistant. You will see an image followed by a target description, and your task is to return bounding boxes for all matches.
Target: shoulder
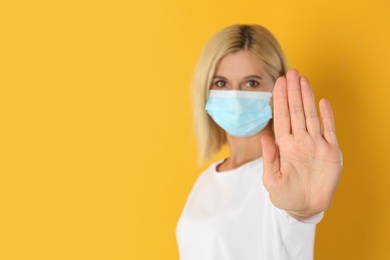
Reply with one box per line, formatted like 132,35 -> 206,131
192,160 -> 220,186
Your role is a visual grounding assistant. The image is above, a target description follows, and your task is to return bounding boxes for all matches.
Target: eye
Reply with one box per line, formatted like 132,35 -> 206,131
246,80 -> 259,87
215,80 -> 226,88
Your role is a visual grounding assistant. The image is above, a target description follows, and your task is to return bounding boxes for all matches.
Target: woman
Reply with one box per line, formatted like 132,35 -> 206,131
176,24 -> 342,259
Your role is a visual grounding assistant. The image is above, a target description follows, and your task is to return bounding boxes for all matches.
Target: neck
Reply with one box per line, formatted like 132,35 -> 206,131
223,124 -> 274,170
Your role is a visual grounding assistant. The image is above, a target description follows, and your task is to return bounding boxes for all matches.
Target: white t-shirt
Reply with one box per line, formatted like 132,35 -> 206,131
176,157 -> 324,260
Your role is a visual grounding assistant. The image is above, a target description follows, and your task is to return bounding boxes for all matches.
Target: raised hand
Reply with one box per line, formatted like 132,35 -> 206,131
260,69 -> 343,219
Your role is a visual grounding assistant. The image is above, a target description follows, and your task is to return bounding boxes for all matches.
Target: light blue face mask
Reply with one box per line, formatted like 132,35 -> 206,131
205,90 -> 273,137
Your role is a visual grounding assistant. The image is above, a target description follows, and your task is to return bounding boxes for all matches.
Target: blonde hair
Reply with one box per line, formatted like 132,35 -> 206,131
192,24 -> 289,164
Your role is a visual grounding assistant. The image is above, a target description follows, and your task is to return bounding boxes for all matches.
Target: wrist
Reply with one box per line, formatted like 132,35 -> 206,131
287,210 -> 324,222
287,210 -> 317,220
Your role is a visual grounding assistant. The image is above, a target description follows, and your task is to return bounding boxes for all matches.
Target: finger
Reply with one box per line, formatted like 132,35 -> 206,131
273,76 -> 291,139
286,69 -> 306,133
300,76 -> 321,136
261,135 -> 281,189
319,99 -> 339,146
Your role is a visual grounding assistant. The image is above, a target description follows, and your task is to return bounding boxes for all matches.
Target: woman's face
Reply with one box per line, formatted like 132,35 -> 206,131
210,50 -> 275,92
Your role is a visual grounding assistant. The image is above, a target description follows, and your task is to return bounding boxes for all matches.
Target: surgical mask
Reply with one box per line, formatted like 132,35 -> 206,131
205,90 -> 273,137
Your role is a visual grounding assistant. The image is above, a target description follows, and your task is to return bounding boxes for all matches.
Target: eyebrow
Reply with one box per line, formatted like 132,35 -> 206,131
244,75 -> 263,80
213,75 -> 263,80
213,75 -> 227,80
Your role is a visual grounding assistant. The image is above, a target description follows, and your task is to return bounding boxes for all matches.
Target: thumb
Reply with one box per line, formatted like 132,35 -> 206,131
260,135 -> 281,189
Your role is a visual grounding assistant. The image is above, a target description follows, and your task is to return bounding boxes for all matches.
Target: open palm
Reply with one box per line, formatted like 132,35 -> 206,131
261,69 -> 343,218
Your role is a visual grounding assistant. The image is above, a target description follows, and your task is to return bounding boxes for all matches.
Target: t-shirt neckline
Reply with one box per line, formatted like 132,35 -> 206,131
213,156 -> 263,176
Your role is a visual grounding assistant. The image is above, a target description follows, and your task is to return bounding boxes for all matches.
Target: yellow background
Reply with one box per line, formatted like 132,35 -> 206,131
1,0 -> 389,259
